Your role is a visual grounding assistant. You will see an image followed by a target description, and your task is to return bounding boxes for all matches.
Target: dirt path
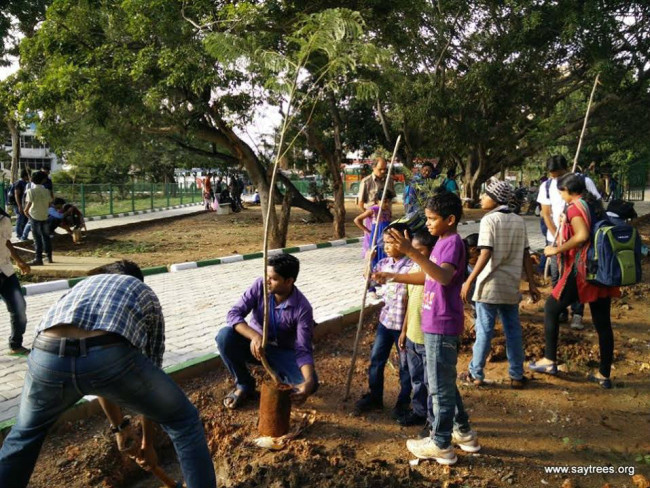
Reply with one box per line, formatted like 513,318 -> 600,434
42,203 -> 487,269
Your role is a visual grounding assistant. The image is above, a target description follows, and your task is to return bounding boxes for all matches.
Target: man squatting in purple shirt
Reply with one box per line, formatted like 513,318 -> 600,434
216,253 -> 318,409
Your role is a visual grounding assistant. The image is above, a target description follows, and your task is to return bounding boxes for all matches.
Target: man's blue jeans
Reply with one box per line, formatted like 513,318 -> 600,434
215,327 -> 316,393
424,333 -> 470,449
12,206 -> 27,238
469,302 -> 524,381
0,344 -> 216,488
368,323 -> 411,405
29,219 -> 51,261
0,273 -> 27,349
405,338 -> 428,418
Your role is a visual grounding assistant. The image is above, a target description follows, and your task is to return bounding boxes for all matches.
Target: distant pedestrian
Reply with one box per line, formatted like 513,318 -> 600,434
0,207 -> 31,356
23,171 -> 52,265
8,171 -> 29,239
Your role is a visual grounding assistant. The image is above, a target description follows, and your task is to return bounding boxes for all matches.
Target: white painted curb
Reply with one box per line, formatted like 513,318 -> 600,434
24,280 -> 70,296
170,262 -> 198,272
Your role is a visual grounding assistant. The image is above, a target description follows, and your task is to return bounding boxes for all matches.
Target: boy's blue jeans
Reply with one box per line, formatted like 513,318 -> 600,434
368,323 -> 411,405
405,338 -> 428,418
0,344 -> 216,488
469,302 -> 525,381
424,333 -> 470,448
215,327 -> 316,392
0,273 -> 27,349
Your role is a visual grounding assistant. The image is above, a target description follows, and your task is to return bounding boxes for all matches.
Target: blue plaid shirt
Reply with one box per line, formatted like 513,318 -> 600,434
36,274 -> 165,367
376,256 -> 413,330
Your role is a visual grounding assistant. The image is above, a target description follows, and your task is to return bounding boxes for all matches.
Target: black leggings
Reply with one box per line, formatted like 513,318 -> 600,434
544,273 -> 614,377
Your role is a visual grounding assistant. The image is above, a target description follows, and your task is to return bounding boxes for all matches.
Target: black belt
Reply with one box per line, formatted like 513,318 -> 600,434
33,333 -> 129,357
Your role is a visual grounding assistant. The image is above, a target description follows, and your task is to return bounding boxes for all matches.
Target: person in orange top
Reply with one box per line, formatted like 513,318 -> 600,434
529,173 -> 619,389
203,173 -> 214,211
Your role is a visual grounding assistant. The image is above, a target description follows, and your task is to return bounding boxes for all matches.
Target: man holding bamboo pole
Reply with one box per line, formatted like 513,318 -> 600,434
217,253 -> 318,410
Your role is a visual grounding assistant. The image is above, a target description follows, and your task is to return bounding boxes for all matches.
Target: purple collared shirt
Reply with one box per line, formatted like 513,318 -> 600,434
226,277 -> 315,367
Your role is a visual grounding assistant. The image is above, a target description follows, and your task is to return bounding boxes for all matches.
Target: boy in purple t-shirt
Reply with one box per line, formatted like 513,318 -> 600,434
375,192 -> 480,466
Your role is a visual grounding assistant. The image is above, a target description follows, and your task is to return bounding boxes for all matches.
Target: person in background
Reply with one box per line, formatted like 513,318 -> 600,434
23,171 -> 52,265
460,181 -> 540,389
537,155 -> 601,330
41,168 -> 54,199
358,157 -> 395,260
9,171 -> 29,239
440,169 -> 460,195
1,207 -> 31,356
530,174 -> 619,389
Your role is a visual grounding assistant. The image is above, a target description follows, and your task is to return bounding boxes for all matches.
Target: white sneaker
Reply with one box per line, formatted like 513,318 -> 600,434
452,428 -> 481,452
570,314 -> 584,330
406,437 -> 458,465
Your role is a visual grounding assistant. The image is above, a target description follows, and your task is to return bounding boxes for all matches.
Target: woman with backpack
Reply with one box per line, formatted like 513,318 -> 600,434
529,173 -> 620,389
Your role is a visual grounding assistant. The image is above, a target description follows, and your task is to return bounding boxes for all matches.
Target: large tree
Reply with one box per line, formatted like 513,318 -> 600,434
18,0 -> 336,247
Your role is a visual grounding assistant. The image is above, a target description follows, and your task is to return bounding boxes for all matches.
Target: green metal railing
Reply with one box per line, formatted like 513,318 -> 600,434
0,182 -> 201,218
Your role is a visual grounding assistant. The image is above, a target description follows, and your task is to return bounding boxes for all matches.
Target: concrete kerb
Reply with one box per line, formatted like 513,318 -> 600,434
0,303 -> 381,441
20,237 -> 363,297
84,202 -> 203,222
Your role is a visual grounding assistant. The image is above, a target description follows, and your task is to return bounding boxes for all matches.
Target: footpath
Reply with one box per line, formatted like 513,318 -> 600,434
1,201 -> 649,423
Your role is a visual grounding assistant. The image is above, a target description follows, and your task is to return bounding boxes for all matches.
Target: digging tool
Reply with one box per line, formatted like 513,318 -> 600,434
344,135 -> 402,401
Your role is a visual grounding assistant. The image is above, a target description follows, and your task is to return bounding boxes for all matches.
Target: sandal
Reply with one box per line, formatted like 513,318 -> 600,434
528,360 -> 558,375
459,371 -> 484,386
587,373 -> 612,390
223,389 -> 252,410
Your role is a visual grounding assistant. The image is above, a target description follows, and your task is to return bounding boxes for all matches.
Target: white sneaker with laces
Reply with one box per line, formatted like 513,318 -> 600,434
570,314 -> 584,330
452,428 -> 481,452
406,437 -> 458,465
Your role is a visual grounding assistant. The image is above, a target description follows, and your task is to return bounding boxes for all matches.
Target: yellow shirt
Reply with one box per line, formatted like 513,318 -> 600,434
405,266 -> 425,345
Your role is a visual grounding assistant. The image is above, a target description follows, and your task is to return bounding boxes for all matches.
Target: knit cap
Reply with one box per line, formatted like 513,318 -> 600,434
485,180 -> 513,205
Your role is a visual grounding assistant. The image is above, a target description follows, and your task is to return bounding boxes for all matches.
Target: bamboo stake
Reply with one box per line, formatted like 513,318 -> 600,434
344,135 -> 402,401
572,73 -> 600,173
544,73 -> 601,280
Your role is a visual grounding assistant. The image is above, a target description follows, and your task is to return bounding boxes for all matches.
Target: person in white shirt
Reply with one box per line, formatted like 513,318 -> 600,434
0,208 -> 31,355
536,155 -> 601,330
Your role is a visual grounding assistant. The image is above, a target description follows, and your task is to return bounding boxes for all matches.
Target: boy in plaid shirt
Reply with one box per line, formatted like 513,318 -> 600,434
354,223 -> 414,418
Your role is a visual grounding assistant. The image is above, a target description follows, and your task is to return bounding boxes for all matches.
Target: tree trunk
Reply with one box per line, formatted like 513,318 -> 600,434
326,92 -> 346,239
304,98 -> 345,239
8,118 -> 20,182
272,184 -> 292,248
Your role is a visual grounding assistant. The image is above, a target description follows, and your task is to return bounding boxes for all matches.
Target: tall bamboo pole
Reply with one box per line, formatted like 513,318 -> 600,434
344,135 -> 402,401
544,73 -> 600,280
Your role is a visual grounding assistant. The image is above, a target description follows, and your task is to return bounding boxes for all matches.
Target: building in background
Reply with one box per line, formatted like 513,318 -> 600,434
1,124 -> 61,173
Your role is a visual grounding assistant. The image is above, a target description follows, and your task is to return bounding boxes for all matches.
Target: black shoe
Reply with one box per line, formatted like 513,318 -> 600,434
397,411 -> 427,426
46,255 -> 53,264
587,372 -> 612,389
28,259 -> 43,266
391,402 -> 411,420
559,311 -> 569,324
418,420 -> 432,439
353,393 -> 383,416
